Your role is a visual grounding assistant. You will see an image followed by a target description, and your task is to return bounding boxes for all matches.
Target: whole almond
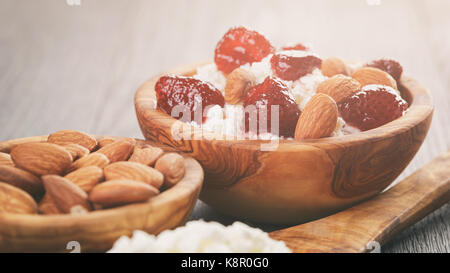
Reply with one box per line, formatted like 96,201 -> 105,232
316,75 -> 361,104
97,138 -> 115,148
0,182 -> 38,214
352,67 -> 397,89
95,140 -> 134,163
225,68 -> 256,104
155,153 -> 186,188
89,180 -> 159,207
62,144 -> 89,160
68,153 -> 110,172
128,146 -> 164,166
321,57 -> 349,77
42,175 -> 92,213
48,130 -> 97,151
0,152 -> 14,167
0,165 -> 44,197
10,142 -> 73,176
104,162 -> 164,189
295,93 -> 338,140
64,166 -> 104,193
38,194 -> 62,215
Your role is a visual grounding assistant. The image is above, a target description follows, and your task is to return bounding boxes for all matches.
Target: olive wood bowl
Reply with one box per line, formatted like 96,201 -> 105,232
0,136 -> 204,252
135,62 -> 433,225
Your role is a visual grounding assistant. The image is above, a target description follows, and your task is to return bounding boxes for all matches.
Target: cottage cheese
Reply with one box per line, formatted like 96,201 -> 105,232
108,220 -> 291,253
191,46 -> 350,139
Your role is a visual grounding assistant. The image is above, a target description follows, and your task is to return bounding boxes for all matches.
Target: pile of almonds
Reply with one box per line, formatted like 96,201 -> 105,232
0,130 -> 186,215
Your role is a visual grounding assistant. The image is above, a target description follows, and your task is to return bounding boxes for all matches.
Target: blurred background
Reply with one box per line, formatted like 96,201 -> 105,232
0,0 -> 449,252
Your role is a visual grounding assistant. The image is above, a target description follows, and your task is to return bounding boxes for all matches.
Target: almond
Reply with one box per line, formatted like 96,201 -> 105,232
0,165 -> 44,197
64,166 -> 104,193
38,194 -> 62,215
10,142 -> 73,176
0,182 -> 38,214
68,153 -> 109,172
42,175 -> 92,213
0,152 -> 14,167
48,130 -> 98,151
62,144 -> 89,160
104,162 -> 164,189
128,146 -> 164,166
352,67 -> 397,89
155,153 -> 185,188
295,93 -> 338,140
316,75 -> 361,104
225,68 -> 256,104
89,180 -> 159,207
321,57 -> 349,77
95,140 -> 134,163
97,137 -> 115,148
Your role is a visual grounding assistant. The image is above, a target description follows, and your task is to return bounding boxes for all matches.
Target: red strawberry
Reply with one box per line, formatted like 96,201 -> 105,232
155,75 -> 225,124
366,59 -> 403,81
244,77 -> 301,137
339,85 -> 408,131
214,27 -> 275,74
270,53 -> 322,81
281,43 -> 309,51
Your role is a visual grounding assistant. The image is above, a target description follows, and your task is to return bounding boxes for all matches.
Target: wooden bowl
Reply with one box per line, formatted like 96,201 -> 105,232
0,136 -> 203,252
135,62 -> 433,225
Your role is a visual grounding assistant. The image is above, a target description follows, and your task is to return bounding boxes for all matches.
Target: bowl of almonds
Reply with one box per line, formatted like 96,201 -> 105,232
135,27 -> 433,225
0,130 -> 203,252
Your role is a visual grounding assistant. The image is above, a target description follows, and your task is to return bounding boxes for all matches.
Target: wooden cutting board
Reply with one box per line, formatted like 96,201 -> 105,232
269,150 -> 450,253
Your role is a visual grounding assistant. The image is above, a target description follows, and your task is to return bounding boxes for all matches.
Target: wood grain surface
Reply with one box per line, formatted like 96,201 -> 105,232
0,0 -> 449,252
269,150 -> 450,252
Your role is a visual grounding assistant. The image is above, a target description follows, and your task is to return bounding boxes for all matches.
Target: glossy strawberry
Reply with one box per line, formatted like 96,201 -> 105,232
270,53 -> 322,81
339,85 -> 408,131
214,27 -> 275,74
366,59 -> 403,81
155,75 -> 225,124
244,77 -> 301,137
281,43 -> 309,51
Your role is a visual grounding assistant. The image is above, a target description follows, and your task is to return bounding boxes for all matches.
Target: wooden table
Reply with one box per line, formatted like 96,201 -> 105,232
0,0 -> 448,252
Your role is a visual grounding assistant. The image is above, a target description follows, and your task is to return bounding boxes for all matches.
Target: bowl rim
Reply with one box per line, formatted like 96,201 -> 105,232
0,135 -> 204,226
135,61 -> 434,151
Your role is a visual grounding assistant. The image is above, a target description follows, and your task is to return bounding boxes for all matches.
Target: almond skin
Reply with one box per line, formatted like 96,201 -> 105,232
48,130 -> 97,151
38,194 -> 62,215
0,182 -> 38,214
316,75 -> 361,104
0,165 -> 44,197
64,166 -> 104,193
128,146 -> 164,166
95,140 -> 134,163
89,180 -> 159,207
42,175 -> 92,213
352,67 -> 397,89
62,144 -> 89,160
321,57 -> 349,77
104,162 -> 164,189
10,142 -> 73,176
225,68 -> 256,104
155,153 -> 186,188
68,153 -> 110,172
97,138 -> 115,148
295,93 -> 338,140
0,152 -> 14,167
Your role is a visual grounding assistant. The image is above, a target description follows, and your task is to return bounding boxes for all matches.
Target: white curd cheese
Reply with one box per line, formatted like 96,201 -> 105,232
191,48 -> 346,139
108,220 -> 291,253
